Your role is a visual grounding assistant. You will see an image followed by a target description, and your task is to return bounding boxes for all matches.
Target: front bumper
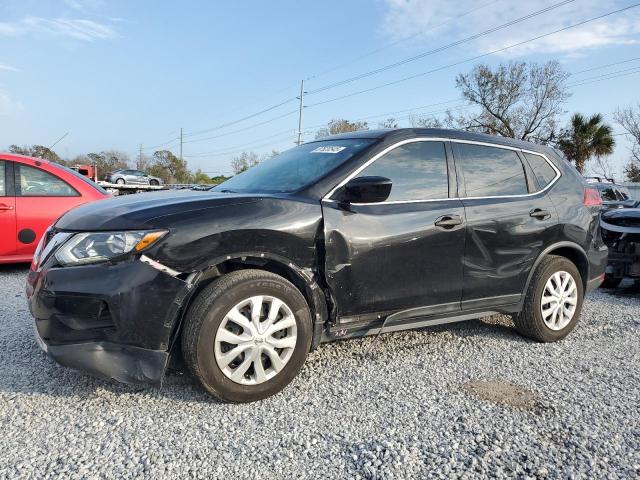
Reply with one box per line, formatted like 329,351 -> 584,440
27,254 -> 191,386
34,322 -> 169,385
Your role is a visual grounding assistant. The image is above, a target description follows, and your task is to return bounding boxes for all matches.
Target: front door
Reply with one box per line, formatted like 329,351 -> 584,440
0,160 -> 17,257
322,140 -> 466,321
452,142 -> 559,308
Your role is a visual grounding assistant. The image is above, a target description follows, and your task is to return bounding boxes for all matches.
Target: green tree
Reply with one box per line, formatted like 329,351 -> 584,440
556,113 -> 615,174
150,150 -> 191,183
86,150 -> 130,176
192,169 -> 212,184
315,119 -> 369,139
9,145 -> 65,164
453,61 -> 570,144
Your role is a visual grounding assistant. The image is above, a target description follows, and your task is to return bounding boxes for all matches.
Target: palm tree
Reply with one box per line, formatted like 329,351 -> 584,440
557,113 -> 615,174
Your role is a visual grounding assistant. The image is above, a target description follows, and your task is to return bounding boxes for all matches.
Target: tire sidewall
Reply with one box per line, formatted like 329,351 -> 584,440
194,277 -> 312,402
532,259 -> 584,341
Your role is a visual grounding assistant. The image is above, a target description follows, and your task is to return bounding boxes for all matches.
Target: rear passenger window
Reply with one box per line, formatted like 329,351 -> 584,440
16,165 -> 78,197
357,141 -> 448,201
0,161 -> 5,196
457,144 -> 528,197
524,153 -> 557,190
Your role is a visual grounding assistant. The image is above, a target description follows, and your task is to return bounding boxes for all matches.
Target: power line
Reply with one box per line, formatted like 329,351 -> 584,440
571,57 -> 640,76
183,109 -> 299,144
184,130 -> 296,157
305,3 -> 640,108
185,136 -> 295,160
305,0 -> 503,82
567,67 -> 640,88
306,0 -> 576,95
182,96 -> 297,138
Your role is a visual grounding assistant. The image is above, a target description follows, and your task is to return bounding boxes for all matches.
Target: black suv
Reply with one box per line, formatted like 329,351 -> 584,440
27,129 -> 607,402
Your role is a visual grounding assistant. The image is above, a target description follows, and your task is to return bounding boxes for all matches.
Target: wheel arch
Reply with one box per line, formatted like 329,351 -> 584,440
170,252 -> 329,353
523,242 -> 589,295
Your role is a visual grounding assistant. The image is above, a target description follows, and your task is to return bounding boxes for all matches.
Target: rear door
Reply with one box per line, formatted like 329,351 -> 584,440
0,160 -> 17,257
322,139 -> 466,320
452,142 -> 559,309
14,162 -> 82,256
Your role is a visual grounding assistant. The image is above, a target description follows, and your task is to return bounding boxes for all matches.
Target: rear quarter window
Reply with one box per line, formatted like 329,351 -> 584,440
523,153 -> 558,190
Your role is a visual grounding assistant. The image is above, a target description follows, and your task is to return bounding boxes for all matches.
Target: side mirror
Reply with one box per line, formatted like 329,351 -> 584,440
334,176 -> 392,204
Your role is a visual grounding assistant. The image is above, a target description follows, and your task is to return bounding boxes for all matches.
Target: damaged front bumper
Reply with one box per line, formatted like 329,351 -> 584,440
600,208 -> 640,281
27,251 -> 192,386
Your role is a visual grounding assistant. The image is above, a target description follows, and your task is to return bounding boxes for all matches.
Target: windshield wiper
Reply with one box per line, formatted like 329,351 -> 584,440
217,189 -> 236,193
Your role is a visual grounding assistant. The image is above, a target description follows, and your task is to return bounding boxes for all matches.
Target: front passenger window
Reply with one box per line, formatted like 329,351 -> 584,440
356,141 -> 449,202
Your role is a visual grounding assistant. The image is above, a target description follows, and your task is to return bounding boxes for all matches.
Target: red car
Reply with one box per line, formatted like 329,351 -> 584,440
0,153 -> 109,263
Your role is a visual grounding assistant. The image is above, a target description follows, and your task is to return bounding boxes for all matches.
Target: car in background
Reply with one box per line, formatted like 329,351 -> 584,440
0,153 -> 109,264
104,169 -> 163,186
585,176 -> 637,209
600,207 -> 640,288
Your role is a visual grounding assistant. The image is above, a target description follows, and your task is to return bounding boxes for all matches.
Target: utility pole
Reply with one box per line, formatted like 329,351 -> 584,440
138,144 -> 143,170
296,80 -> 304,146
180,127 -> 183,161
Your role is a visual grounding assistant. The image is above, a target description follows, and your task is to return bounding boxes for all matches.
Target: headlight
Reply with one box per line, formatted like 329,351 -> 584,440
55,230 -> 167,266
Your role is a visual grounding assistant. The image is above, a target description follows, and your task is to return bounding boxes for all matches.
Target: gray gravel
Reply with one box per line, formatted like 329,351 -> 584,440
0,264 -> 639,479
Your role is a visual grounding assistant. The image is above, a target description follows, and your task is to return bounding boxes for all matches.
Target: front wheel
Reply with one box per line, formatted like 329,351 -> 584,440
149,179 -> 159,186
182,269 -> 312,402
115,178 -> 125,185
514,255 -> 584,342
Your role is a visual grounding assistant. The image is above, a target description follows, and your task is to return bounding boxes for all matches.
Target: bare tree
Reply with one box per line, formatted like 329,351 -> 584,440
231,151 -> 260,174
453,61 -> 570,144
378,118 -> 399,129
409,114 -> 443,128
614,104 -> 640,181
315,119 -> 369,139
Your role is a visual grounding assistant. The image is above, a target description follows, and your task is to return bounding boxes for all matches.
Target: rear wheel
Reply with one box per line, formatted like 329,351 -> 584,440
116,178 -> 125,185
182,269 -> 312,402
514,255 -> 584,342
149,179 -> 159,186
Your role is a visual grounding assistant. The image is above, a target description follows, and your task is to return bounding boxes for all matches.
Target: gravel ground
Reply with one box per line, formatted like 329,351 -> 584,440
0,264 -> 639,479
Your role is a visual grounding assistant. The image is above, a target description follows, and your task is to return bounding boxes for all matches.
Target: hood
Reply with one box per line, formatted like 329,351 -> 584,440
55,189 -> 260,231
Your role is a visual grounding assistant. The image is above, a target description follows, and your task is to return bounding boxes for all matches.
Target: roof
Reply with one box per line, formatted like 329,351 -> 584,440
312,128 -> 554,155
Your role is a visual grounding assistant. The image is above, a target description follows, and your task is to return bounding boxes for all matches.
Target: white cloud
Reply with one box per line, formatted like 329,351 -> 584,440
0,64 -> 19,72
381,0 -> 640,57
0,15 -> 116,42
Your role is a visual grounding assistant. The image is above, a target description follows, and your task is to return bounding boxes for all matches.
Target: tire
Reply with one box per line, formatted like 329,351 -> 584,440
514,255 -> 584,342
181,269 -> 312,402
150,180 -> 159,186
600,274 -> 622,289
116,178 -> 125,185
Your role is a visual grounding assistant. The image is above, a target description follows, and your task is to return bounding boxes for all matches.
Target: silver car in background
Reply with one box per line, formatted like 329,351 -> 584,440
104,169 -> 163,186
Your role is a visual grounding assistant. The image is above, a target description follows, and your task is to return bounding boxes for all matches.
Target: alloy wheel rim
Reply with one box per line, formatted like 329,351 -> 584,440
541,270 -> 578,331
214,295 -> 297,385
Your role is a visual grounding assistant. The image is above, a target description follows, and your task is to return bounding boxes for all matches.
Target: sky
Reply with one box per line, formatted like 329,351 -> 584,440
0,0 -> 639,178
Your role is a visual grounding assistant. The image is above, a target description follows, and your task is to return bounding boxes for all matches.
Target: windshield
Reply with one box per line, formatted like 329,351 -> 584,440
211,139 -> 375,193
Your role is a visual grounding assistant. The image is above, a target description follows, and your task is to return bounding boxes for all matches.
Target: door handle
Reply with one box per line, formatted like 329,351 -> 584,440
0,204 -> 14,211
434,214 -> 463,229
529,208 -> 551,220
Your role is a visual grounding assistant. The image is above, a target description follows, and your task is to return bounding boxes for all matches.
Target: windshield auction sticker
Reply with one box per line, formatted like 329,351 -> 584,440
310,146 -> 346,154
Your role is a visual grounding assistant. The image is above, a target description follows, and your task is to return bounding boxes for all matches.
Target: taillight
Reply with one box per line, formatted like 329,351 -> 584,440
584,187 -> 602,207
